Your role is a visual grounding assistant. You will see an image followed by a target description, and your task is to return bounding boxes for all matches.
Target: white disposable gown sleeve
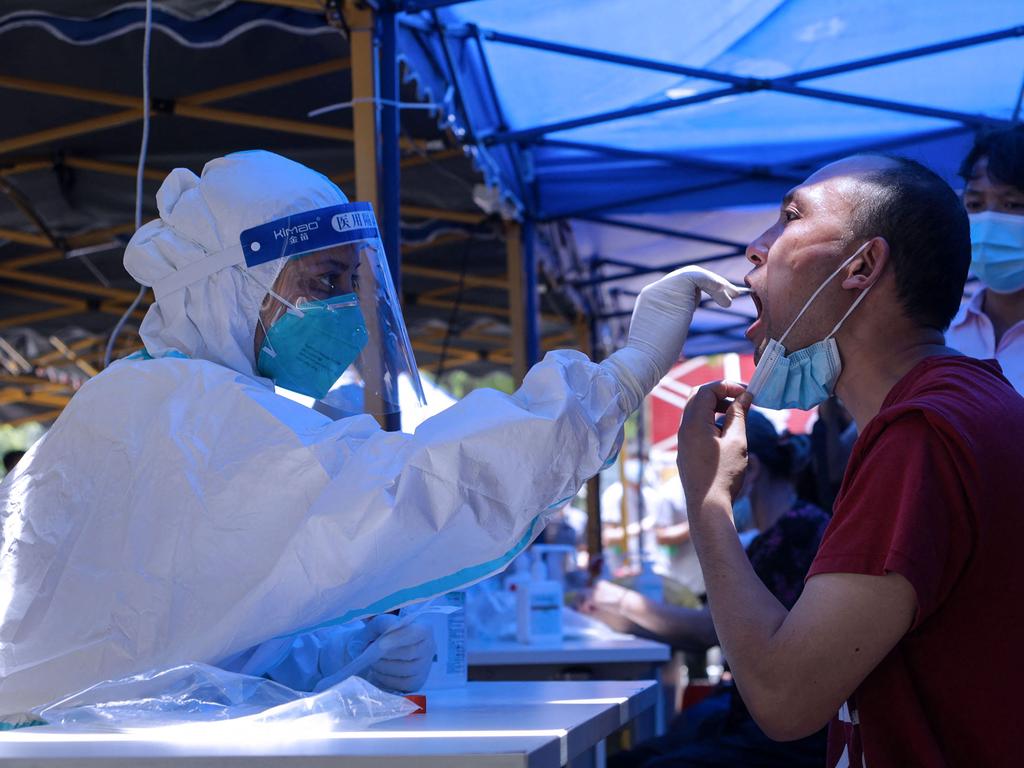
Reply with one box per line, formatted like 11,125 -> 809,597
0,348 -> 626,712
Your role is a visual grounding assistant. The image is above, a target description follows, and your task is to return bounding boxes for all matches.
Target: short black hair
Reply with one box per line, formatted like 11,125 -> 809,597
849,154 -> 970,332
958,126 -> 1024,191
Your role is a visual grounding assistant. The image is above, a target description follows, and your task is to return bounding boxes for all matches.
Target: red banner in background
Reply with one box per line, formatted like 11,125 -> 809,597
648,354 -> 817,458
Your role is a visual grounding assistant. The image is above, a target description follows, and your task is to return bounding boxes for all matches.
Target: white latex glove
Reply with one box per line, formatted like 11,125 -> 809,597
346,614 -> 437,693
601,266 -> 744,411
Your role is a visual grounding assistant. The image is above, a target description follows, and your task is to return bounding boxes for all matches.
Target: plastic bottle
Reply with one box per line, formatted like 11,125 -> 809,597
516,551 -> 564,644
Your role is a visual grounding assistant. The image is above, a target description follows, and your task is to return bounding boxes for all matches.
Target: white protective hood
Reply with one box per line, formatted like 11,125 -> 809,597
124,150 -> 348,375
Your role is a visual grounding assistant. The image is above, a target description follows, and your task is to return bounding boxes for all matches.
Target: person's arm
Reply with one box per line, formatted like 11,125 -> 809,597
655,521 -> 691,546
602,524 -> 626,547
583,580 -> 718,652
677,383 -> 917,740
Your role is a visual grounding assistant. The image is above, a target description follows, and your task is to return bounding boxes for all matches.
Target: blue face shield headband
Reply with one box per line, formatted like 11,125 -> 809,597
746,241 -> 873,411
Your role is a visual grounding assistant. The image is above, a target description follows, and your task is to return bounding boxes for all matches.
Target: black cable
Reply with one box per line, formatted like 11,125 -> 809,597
434,233 -> 473,380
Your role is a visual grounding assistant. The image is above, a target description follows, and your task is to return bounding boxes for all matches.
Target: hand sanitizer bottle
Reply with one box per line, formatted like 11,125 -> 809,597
516,551 -> 564,644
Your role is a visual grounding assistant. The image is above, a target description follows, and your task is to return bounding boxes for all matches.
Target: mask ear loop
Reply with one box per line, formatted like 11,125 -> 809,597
239,265 -> 305,319
825,281 -> 874,340
777,241 -> 873,346
256,314 -> 277,359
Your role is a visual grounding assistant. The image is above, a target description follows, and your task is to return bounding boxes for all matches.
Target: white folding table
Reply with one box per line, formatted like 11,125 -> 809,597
0,680 -> 658,768
468,636 -> 672,738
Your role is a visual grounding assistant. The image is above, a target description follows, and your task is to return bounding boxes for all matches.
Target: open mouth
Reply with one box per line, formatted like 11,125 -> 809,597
745,290 -> 764,342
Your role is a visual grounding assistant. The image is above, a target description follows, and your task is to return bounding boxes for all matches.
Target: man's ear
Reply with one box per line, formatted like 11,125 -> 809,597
842,237 -> 889,292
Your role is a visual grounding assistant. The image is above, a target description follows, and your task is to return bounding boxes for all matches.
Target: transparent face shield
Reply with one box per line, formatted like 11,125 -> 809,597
242,202 -> 425,417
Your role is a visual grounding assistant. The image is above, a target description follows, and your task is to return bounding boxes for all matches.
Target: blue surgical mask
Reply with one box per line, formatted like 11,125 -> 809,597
969,211 -> 1024,294
747,242 -> 874,411
257,293 -> 369,400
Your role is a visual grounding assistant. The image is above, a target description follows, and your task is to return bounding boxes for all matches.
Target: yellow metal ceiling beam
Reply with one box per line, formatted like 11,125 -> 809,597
0,159 -> 51,176
0,227 -> 53,247
401,206 -> 486,226
403,264 -> 508,290
0,73 -> 438,152
31,335 -> 101,366
49,335 -> 100,377
4,409 -> 63,426
421,328 -> 509,347
505,220 -> 528,382
401,232 -> 471,254
0,388 -> 71,408
0,267 -> 140,302
183,59 -> 351,106
97,303 -> 148,321
0,306 -> 81,330
541,329 -> 578,349
0,74 -> 138,108
417,296 -> 509,320
173,102 -> 357,143
246,0 -> 324,11
330,148 -> 464,186
4,222 -> 143,270
410,340 -> 479,363
0,284 -> 81,307
0,375 -> 61,387
64,156 -> 165,182
0,109 -> 143,156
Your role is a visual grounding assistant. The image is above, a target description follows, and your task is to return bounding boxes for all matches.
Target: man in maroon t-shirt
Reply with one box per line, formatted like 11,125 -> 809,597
677,154 -> 1022,767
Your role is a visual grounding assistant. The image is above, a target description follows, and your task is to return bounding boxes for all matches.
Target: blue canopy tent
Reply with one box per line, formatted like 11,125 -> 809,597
397,0 -> 1024,356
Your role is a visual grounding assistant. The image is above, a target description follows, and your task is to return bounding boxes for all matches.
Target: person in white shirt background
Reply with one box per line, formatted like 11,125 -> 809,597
652,477 -> 705,598
600,459 -> 666,576
947,125 -> 1024,392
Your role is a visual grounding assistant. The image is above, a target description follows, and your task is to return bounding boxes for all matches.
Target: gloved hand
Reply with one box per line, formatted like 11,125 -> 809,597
601,266 -> 743,411
347,614 -> 437,693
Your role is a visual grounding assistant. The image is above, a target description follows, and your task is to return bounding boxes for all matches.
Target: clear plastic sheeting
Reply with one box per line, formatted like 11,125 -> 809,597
32,663 -> 415,733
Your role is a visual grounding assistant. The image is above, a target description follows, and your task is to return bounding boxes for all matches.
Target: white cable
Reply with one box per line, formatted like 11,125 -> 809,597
308,97 -> 445,118
104,0 -> 152,369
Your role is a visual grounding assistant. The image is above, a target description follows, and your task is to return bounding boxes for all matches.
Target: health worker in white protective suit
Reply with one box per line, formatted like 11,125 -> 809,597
0,151 -> 742,715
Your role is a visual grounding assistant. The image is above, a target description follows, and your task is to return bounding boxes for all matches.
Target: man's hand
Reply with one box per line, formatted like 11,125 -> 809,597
677,381 -> 752,512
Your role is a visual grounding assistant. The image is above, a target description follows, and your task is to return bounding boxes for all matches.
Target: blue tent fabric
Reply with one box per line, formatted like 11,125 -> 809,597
399,0 -> 1022,353
399,0 -> 1024,218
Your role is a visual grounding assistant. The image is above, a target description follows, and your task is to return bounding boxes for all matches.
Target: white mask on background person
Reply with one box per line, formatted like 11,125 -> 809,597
969,211 -> 1024,294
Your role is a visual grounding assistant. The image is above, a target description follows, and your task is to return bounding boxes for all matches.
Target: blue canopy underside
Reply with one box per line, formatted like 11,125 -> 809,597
399,0 -> 1024,217
399,0 -> 1021,352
